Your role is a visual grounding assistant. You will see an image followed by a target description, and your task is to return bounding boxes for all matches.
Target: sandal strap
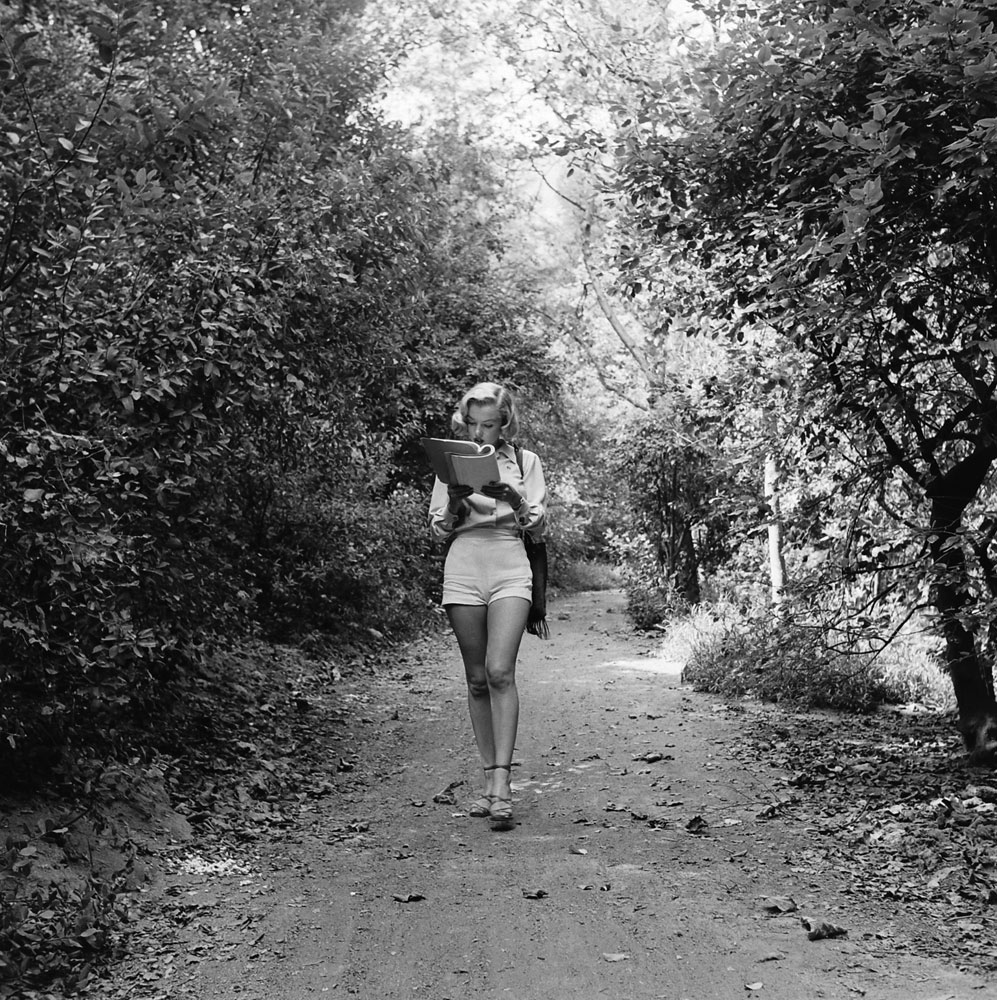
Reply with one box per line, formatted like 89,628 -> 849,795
489,795 -> 514,821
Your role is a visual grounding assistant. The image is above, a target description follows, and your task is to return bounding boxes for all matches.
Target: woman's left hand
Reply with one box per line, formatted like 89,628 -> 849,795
481,480 -> 523,508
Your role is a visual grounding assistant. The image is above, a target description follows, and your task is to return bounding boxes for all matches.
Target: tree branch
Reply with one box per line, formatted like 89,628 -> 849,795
580,218 -> 652,377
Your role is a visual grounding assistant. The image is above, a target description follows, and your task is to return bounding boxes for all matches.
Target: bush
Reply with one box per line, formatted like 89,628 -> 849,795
611,527 -> 698,629
252,487 -> 437,643
554,558 -> 619,593
0,866 -> 130,997
681,606 -> 940,713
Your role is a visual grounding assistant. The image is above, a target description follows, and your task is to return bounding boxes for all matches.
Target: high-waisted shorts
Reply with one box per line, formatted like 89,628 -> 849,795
443,530 -> 533,606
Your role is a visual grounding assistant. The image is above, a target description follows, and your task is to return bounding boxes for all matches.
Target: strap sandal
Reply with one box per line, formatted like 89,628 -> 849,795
469,762 -> 517,817
468,794 -> 494,818
486,764 -> 516,827
488,794 -> 514,827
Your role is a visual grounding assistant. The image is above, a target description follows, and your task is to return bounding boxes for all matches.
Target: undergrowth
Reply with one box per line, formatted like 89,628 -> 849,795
0,629 -> 400,999
669,600 -> 950,713
626,582 -> 690,631
555,558 -> 619,593
0,865 -> 131,999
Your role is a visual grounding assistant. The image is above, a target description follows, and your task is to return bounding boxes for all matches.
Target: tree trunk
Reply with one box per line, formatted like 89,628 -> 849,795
656,511 -> 701,605
926,453 -> 997,760
677,522 -> 701,604
764,454 -> 787,605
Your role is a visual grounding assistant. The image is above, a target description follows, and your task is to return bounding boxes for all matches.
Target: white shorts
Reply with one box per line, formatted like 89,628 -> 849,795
442,530 -> 532,606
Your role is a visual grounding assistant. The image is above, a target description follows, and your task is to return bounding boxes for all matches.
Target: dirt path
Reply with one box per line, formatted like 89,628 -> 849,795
107,590 -> 989,999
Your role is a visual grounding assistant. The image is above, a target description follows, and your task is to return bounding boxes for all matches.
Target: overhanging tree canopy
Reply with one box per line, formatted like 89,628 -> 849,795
616,0 -> 997,755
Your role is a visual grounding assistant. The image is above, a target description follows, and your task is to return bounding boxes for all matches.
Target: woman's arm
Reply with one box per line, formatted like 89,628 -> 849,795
429,477 -> 473,538
514,449 -> 546,535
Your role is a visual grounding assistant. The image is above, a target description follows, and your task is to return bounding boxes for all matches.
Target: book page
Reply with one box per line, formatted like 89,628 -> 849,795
447,452 -> 501,492
421,437 -> 495,484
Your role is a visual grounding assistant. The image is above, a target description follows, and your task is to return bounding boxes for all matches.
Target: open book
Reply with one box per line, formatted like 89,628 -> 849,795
421,437 -> 500,490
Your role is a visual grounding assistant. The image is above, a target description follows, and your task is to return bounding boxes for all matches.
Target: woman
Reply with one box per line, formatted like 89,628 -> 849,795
429,382 -> 547,829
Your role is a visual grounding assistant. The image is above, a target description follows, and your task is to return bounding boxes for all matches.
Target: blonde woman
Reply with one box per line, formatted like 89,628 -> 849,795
428,382 -> 547,828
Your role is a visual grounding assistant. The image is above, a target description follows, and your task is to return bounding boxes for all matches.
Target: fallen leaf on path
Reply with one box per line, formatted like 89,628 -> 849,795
392,893 -> 425,903
966,783 -> 997,803
801,916 -> 848,940
432,780 -> 463,805
756,796 -> 797,820
745,982 -> 764,991
760,896 -> 798,915
602,953 -> 630,962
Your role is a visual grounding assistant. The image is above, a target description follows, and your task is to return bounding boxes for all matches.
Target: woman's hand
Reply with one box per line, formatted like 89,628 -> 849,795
447,482 -> 474,514
480,480 -> 524,509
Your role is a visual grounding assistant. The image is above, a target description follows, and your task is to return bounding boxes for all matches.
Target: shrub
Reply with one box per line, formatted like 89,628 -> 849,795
681,606 -> 942,712
252,487 -> 437,643
626,583 -> 691,631
554,558 -> 619,594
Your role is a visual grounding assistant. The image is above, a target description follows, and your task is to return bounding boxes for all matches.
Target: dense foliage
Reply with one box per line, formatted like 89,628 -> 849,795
0,0 -> 560,779
590,0 -> 997,752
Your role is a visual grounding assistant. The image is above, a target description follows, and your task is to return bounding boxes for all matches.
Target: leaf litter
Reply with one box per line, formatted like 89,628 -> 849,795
734,705 -> 997,973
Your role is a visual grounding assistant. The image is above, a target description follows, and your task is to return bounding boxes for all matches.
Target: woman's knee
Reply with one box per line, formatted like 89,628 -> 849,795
485,663 -> 516,692
466,674 -> 490,699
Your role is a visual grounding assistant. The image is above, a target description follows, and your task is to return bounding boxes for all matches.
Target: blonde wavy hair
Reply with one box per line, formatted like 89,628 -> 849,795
451,382 -> 519,439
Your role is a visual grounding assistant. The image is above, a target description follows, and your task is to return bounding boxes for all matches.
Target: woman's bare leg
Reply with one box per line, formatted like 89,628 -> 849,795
447,597 -> 530,806
446,604 -> 494,770
481,597 -> 529,803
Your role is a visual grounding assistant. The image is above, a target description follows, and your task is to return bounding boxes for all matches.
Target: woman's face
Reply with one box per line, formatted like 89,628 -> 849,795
465,402 -> 504,447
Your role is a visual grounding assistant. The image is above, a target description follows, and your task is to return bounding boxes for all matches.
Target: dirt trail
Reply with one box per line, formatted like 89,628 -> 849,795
113,590 -> 988,999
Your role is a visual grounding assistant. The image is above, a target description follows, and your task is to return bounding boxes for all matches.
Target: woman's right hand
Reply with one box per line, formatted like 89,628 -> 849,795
447,482 -> 474,513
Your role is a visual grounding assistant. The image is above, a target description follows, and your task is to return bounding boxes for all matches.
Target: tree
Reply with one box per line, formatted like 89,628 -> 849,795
616,0 -> 997,755
0,0 -> 560,771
